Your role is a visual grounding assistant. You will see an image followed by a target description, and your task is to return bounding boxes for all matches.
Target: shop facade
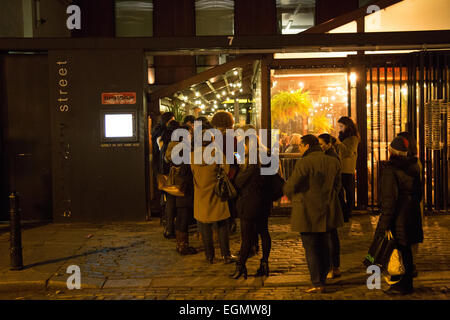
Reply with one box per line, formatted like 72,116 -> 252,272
1,0 -> 450,222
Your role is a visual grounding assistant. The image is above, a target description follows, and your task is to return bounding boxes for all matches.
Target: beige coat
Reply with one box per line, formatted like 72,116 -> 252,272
336,136 -> 359,174
190,148 -> 230,223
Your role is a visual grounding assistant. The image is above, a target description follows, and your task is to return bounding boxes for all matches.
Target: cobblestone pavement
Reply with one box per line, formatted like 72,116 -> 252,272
0,214 -> 449,300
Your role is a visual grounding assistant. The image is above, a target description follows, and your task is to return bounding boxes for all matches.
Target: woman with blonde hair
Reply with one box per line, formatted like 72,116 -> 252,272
285,134 -> 302,153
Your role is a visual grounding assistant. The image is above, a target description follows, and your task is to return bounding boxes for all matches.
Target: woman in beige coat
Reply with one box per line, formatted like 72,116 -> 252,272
335,116 -> 360,222
191,141 -> 235,264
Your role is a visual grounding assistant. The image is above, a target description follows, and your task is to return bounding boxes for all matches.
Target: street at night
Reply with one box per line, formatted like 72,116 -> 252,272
1,214 -> 449,300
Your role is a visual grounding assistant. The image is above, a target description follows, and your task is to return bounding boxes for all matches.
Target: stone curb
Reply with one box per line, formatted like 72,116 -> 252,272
0,280 -> 47,292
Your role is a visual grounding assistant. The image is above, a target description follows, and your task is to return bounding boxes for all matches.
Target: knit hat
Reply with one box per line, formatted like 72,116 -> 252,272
390,136 -> 409,155
211,111 -> 234,129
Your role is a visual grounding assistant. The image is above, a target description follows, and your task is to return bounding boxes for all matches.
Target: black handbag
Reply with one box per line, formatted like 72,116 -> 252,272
214,165 -> 237,201
363,230 -> 396,271
270,172 -> 285,202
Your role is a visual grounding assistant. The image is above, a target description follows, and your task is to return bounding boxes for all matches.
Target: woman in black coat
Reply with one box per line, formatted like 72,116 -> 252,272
229,133 -> 272,279
318,133 -> 342,280
375,136 -> 423,295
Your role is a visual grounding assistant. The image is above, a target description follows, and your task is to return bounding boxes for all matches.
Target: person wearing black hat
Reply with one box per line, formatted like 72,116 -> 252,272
374,136 -> 424,295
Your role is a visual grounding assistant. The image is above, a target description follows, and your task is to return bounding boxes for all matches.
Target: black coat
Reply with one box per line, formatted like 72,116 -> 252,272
325,146 -> 340,162
375,156 -> 424,246
175,163 -> 194,208
234,164 -> 272,221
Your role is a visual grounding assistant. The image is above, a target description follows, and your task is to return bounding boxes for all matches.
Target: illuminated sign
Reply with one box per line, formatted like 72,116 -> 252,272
101,92 -> 136,105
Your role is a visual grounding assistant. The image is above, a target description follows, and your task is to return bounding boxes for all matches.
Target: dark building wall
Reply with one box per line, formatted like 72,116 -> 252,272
0,54 -> 52,221
71,0 -> 115,37
235,0 -> 277,35
315,0 -> 359,25
153,0 -> 196,84
49,49 -> 147,222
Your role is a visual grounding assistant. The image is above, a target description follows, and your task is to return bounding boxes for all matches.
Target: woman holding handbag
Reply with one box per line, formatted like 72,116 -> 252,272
165,124 -> 197,255
375,136 -> 424,295
190,128 -> 236,264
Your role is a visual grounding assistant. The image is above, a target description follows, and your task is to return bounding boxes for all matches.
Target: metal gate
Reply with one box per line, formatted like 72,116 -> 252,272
413,51 -> 450,213
363,51 -> 450,213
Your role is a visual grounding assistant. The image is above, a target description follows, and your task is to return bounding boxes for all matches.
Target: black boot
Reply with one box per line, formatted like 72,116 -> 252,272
255,260 -> 269,277
178,231 -> 197,255
229,261 -> 247,280
163,227 -> 175,239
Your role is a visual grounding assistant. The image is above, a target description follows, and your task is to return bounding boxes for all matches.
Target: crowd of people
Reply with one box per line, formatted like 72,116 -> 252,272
151,111 -> 423,295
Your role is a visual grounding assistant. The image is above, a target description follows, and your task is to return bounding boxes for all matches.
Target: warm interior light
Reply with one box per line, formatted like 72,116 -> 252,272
350,72 -> 357,87
105,114 -> 133,138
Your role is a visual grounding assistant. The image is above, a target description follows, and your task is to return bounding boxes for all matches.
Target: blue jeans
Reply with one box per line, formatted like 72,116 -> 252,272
301,232 -> 331,287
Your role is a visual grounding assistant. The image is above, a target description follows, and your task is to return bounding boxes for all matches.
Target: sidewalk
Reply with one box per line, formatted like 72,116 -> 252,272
0,214 -> 449,300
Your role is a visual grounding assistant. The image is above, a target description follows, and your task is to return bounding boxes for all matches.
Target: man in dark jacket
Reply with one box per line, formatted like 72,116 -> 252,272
283,135 -> 343,293
375,136 -> 423,295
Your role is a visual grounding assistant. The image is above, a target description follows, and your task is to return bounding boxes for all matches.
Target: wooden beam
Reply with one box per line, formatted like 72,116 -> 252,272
2,30 -> 450,52
270,57 -> 348,68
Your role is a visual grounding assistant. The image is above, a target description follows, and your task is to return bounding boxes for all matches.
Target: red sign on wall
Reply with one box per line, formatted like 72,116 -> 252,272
102,92 -> 136,105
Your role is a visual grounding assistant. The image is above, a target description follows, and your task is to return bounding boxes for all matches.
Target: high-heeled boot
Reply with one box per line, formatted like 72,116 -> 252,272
229,261 -> 247,280
255,259 -> 269,277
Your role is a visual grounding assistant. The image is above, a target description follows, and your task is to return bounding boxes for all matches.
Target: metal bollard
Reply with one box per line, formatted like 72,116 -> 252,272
9,192 -> 23,270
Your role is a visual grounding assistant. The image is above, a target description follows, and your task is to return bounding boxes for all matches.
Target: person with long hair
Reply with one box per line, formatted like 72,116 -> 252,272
165,124 -> 197,255
285,134 -> 302,153
160,120 -> 181,239
229,125 -> 272,279
335,117 -> 360,222
318,133 -> 342,280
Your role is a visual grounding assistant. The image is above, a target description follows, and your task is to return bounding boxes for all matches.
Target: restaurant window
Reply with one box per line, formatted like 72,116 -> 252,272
115,0 -> 153,37
271,69 -> 349,138
195,0 -> 234,36
272,68 -> 350,207
276,0 -> 315,34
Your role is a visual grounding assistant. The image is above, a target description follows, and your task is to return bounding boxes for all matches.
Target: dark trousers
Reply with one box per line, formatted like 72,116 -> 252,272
175,207 -> 192,233
198,219 -> 230,259
394,244 -> 414,290
239,216 -> 271,265
329,228 -> 340,269
164,194 -> 176,233
339,173 -> 355,221
301,232 -> 331,287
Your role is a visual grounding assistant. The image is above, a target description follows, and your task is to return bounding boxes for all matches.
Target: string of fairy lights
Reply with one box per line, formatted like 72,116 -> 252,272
171,67 -> 249,116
